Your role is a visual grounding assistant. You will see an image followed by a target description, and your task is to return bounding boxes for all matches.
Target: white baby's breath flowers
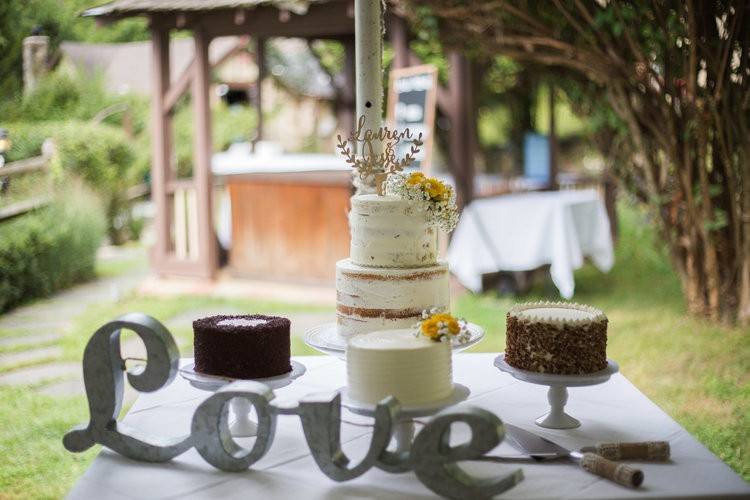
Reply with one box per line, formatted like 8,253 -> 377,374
386,173 -> 459,232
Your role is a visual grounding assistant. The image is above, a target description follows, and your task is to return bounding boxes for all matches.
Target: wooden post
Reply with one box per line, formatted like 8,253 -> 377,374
448,51 -> 475,207
548,83 -> 559,190
255,37 -> 265,144
192,26 -> 218,278
340,36 -> 356,136
390,15 -> 409,70
150,18 -> 172,274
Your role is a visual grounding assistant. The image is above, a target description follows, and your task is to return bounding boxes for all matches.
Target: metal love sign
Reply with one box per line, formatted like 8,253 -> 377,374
64,313 -> 523,499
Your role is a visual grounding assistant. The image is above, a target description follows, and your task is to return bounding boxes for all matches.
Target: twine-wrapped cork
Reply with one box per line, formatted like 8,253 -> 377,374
594,441 -> 670,461
580,453 -> 644,488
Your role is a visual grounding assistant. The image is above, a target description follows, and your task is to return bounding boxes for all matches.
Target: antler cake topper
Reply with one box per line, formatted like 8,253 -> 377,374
337,115 -> 423,195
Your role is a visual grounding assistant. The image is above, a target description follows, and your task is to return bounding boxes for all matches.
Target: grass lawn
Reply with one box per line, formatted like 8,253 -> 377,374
455,203 -> 750,480
0,202 -> 747,498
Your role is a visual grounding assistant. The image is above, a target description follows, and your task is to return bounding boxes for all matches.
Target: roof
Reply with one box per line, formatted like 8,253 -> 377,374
83,0 -> 322,17
60,37 -> 242,94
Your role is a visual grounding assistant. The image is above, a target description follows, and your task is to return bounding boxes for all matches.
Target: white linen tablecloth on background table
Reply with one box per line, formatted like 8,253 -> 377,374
68,354 -> 750,499
448,190 -> 615,298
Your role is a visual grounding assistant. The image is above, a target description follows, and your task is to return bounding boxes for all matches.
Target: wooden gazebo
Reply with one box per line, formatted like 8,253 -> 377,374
85,0 -> 478,279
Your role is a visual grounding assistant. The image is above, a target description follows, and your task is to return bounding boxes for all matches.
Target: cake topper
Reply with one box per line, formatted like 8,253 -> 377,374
337,114 -> 423,195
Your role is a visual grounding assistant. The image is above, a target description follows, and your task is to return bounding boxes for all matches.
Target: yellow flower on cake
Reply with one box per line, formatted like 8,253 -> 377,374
406,172 -> 426,187
385,173 -> 460,232
424,179 -> 448,201
416,307 -> 470,344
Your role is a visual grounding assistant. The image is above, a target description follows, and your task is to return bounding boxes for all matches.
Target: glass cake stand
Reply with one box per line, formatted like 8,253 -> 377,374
304,322 -> 485,358
494,353 -> 619,429
179,359 -> 306,437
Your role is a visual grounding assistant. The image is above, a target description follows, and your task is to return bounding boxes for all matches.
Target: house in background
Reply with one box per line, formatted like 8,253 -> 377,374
59,36 -> 340,152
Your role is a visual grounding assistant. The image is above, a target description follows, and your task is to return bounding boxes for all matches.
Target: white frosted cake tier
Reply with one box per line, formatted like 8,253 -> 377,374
349,194 -> 438,268
346,329 -> 453,406
336,258 -> 450,337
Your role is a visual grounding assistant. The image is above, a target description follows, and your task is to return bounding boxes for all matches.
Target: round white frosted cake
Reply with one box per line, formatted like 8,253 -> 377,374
505,302 -> 608,375
336,193 -> 450,337
346,329 -> 453,406
349,194 -> 438,267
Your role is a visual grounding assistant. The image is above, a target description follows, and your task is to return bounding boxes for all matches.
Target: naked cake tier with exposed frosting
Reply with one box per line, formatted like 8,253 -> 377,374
335,258 -> 449,337
336,191 -> 451,338
349,194 -> 438,268
505,302 -> 608,375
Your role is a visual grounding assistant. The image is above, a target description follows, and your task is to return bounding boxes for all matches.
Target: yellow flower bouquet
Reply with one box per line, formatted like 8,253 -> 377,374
386,172 -> 459,232
416,307 -> 470,344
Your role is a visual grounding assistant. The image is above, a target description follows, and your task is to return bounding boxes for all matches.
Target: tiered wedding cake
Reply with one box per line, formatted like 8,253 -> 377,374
336,193 -> 450,337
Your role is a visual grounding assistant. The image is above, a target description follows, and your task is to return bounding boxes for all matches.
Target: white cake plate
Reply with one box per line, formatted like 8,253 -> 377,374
339,384 -> 471,453
494,353 -> 619,429
304,322 -> 485,358
179,359 -> 306,437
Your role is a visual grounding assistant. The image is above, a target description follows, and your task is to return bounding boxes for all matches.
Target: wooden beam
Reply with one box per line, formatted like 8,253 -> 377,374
192,25 -> 218,278
164,36 -> 249,115
163,65 -> 194,114
389,14 -> 410,70
548,83 -> 559,190
448,51 -> 475,206
0,195 -> 51,222
0,155 -> 47,176
150,17 -> 172,271
254,37 -> 265,143
202,2 -> 354,39
339,36 -> 356,135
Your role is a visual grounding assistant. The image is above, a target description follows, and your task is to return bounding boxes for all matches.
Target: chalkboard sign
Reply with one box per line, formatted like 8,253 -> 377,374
387,65 -> 438,172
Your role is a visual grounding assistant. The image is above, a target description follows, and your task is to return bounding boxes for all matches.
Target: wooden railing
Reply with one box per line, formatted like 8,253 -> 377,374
0,155 -> 51,222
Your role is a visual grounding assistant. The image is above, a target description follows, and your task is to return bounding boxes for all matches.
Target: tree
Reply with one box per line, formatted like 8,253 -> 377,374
400,1 -> 750,324
0,0 -> 148,96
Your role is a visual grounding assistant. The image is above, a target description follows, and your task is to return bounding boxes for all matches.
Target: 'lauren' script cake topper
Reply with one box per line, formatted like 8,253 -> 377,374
337,115 -> 423,195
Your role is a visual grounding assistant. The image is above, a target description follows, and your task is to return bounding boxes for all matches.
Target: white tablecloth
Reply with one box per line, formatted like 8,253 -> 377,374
448,190 -> 615,298
68,354 -> 749,499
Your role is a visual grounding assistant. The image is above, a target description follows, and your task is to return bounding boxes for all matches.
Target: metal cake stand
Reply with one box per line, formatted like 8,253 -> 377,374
339,384 -> 471,453
179,359 -> 306,437
494,353 -> 619,429
304,322 -> 485,358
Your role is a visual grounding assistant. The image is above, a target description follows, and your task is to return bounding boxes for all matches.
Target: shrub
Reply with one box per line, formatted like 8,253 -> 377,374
0,186 -> 105,313
49,121 -> 138,244
1,121 -> 61,163
2,69 -> 147,126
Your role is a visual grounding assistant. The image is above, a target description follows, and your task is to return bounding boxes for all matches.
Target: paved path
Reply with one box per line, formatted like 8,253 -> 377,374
0,245 -> 148,400
0,244 -> 336,403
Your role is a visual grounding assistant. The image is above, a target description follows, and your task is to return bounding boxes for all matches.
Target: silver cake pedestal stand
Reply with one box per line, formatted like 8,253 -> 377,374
304,322 -> 486,358
494,353 -> 619,429
179,359 -> 306,437
340,384 -> 471,453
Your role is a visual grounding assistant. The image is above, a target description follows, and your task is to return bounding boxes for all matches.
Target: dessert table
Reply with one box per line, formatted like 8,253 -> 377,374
448,190 -> 614,298
68,354 -> 749,499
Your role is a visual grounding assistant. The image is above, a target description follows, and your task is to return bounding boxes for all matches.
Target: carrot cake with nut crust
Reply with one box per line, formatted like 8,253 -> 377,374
505,302 -> 608,375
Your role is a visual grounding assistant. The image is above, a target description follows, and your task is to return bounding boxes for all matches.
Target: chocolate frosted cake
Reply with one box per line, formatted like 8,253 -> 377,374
505,302 -> 607,375
193,315 -> 291,379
